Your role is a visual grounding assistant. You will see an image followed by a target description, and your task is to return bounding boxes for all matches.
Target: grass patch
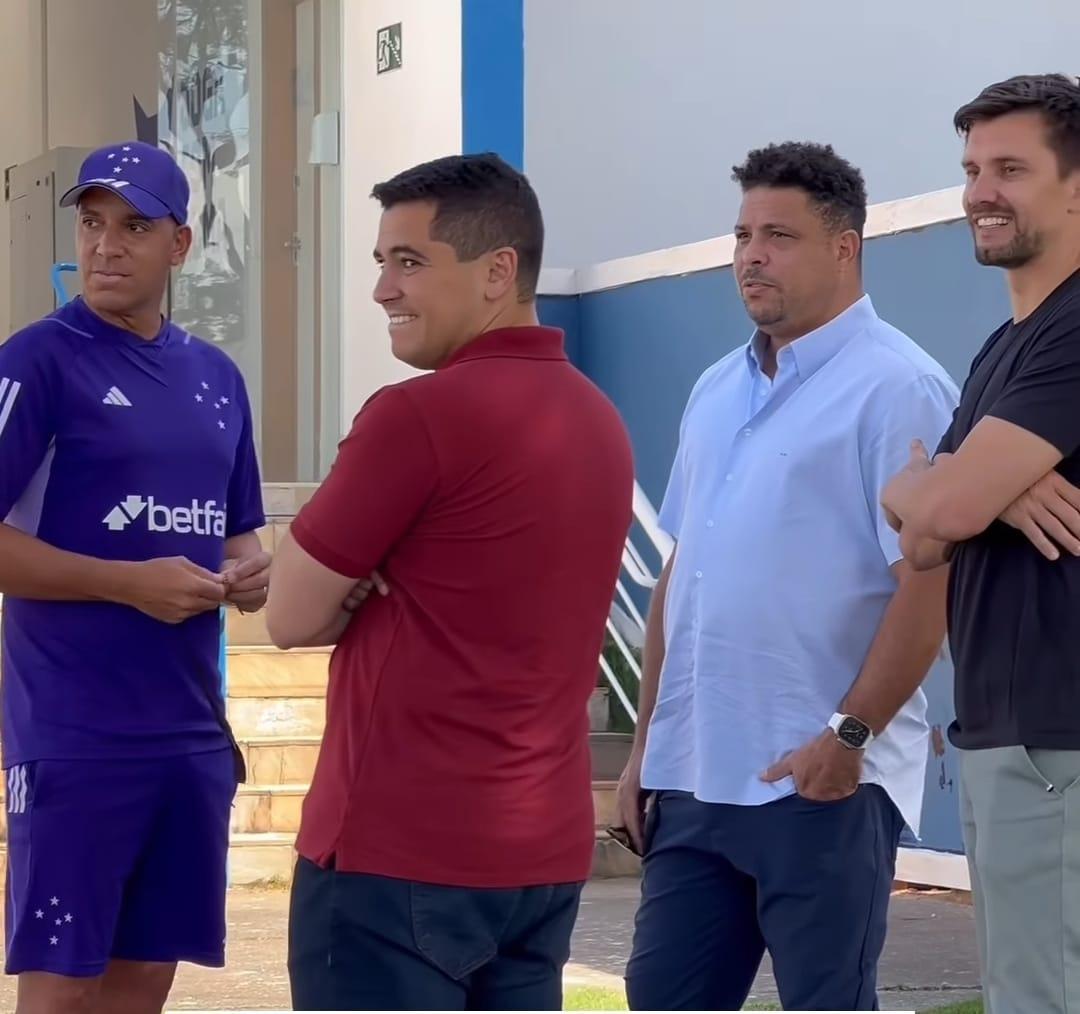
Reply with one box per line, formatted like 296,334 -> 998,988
561,985 -> 982,1012
563,985 -> 627,1011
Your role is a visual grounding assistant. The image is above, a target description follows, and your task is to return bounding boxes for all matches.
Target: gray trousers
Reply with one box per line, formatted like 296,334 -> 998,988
960,746 -> 1080,1014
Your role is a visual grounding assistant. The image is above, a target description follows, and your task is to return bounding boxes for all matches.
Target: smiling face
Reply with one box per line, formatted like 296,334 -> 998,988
962,109 -> 1080,269
372,200 -> 515,370
76,188 -> 190,319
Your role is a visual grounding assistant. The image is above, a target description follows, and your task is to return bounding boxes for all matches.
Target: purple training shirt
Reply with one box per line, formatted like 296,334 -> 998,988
0,297 -> 265,764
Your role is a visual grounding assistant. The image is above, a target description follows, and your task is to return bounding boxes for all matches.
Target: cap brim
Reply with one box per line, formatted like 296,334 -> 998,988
59,182 -> 174,222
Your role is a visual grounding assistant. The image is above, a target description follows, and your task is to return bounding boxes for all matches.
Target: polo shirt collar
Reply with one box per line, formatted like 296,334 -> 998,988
444,326 -> 567,368
745,294 -> 877,381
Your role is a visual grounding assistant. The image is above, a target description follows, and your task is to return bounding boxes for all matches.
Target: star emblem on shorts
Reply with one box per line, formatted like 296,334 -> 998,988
34,910 -> 43,919
218,420 -> 226,430
55,918 -> 61,926
50,897 -> 59,906
49,936 -> 58,946
64,914 -> 73,923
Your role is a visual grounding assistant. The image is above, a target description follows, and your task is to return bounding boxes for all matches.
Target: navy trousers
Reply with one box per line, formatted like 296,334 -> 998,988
288,857 -> 583,1011
626,787 -> 903,1011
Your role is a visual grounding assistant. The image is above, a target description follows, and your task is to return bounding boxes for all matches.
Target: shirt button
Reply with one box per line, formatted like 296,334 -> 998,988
695,571 -> 703,579
706,520 -> 714,528
743,428 -> 752,437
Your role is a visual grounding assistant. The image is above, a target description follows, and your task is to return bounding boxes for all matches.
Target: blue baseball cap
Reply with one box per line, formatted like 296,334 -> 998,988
59,141 -> 189,225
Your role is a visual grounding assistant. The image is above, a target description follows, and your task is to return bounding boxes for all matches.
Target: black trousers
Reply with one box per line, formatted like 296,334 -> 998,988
288,857 -> 584,1011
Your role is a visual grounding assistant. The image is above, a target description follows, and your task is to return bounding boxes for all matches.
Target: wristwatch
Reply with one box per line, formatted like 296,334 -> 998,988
828,712 -> 874,750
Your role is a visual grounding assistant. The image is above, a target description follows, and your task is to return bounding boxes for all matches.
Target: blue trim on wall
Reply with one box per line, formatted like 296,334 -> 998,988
461,0 -> 524,167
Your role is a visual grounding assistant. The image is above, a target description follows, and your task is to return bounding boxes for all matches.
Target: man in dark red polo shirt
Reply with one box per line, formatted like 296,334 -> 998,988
266,152 -> 634,1011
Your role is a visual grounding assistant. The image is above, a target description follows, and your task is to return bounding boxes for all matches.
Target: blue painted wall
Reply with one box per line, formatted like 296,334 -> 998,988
551,219 -> 1014,854
461,0 -> 524,167
538,294 -> 581,366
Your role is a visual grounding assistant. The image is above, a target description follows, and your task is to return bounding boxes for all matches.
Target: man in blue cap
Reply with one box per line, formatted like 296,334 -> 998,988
0,140 -> 268,1012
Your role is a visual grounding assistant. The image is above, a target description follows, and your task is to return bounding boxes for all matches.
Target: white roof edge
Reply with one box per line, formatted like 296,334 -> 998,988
538,185 -> 966,298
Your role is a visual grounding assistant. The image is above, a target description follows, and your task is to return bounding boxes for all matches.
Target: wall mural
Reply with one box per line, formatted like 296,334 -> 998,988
153,0 -> 252,372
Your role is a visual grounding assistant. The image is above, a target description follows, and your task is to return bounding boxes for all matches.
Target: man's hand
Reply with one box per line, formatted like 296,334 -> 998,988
121,556 -> 226,624
221,552 -> 272,613
883,440 -> 935,532
1000,471 -> 1080,561
761,729 -> 862,802
614,747 -> 647,854
343,571 -> 389,612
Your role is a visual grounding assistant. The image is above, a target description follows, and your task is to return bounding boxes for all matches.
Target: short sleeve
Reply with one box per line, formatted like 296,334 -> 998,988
0,331 -> 61,519
934,412 -> 959,457
986,310 -> 1080,457
863,373 -> 960,565
657,439 -> 687,540
225,371 -> 266,538
935,324 -> 1004,457
290,386 -> 438,578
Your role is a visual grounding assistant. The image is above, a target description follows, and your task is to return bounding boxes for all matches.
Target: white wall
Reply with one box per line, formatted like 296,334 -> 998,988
0,0 -> 45,337
0,0 -> 157,337
338,0 -> 462,433
525,0 -> 1080,267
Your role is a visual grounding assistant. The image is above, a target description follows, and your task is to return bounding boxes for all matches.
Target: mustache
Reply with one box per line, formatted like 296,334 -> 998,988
740,273 -> 777,287
968,203 -> 1015,218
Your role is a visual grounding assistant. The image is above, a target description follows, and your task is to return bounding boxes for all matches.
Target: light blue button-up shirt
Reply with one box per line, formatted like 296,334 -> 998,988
641,296 -> 958,834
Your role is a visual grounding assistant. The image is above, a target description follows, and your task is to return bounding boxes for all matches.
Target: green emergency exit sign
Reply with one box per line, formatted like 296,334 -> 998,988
377,23 -> 402,74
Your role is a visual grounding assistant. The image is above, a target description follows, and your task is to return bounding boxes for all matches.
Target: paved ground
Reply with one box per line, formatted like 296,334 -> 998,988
0,881 -> 981,1011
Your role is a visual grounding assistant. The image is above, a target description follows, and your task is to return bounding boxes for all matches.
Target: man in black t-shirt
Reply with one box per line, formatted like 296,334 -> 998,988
882,74 -> 1080,1014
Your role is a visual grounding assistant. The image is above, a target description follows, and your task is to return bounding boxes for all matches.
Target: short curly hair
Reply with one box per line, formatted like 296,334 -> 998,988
953,74 -> 1080,176
731,142 -> 867,236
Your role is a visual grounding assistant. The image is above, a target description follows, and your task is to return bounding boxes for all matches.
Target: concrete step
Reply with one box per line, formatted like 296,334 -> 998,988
241,736 -> 322,786
226,647 -> 329,698
228,778 -> 618,839
231,784 -> 307,834
225,828 -> 639,886
229,780 -> 619,837
226,604 -> 274,647
262,483 -> 319,519
592,780 -> 618,830
590,731 -> 634,781
227,696 -> 325,739
228,832 -> 297,886
591,831 -> 642,878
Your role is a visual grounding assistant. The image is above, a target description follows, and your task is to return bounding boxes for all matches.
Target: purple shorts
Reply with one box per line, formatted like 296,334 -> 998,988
4,748 -> 236,977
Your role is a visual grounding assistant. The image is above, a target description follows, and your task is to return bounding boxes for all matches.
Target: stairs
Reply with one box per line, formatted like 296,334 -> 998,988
222,485 -> 638,883
0,484 -> 640,884
224,594 -> 638,883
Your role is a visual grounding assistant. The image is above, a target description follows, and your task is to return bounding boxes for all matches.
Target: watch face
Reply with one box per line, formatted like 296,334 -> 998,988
837,717 -> 871,749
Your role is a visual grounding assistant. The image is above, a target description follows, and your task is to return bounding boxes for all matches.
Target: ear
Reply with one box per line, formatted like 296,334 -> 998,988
1068,170 -> 1080,216
836,228 -> 862,269
171,224 -> 194,266
484,247 -> 520,302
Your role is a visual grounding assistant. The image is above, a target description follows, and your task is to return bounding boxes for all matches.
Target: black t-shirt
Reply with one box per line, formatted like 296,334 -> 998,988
939,268 -> 1080,750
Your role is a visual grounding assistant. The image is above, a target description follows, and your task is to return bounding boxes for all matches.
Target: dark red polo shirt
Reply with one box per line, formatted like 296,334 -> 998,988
290,326 -> 634,887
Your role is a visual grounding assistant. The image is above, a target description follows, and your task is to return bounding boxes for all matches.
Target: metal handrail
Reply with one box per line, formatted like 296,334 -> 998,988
598,481 -> 672,727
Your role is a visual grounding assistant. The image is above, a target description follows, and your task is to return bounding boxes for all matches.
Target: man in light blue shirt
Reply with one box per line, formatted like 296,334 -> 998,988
619,142 -> 959,1011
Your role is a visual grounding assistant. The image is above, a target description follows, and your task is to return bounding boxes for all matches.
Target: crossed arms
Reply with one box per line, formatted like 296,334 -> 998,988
882,417 -> 1080,568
